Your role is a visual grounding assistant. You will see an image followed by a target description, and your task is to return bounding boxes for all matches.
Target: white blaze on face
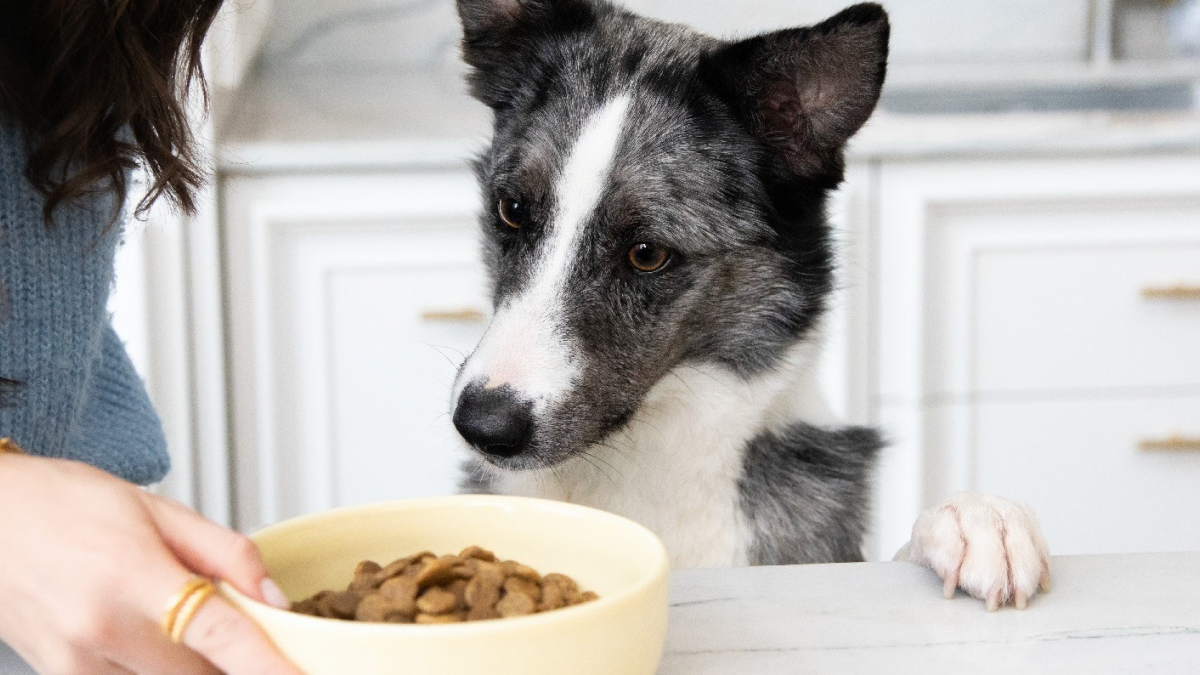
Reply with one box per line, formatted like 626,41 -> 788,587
455,94 -> 633,412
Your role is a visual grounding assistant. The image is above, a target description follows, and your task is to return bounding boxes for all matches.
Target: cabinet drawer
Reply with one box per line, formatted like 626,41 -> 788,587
971,242 -> 1200,392
966,396 -> 1200,555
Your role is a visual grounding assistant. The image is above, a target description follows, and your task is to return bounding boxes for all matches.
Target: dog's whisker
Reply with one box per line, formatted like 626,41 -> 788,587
590,442 -> 633,468
577,451 -> 617,486
417,341 -> 463,369
423,412 -> 452,433
434,343 -> 469,361
668,370 -> 701,401
680,364 -> 754,405
549,465 -> 569,499
583,449 -> 624,481
594,445 -> 641,475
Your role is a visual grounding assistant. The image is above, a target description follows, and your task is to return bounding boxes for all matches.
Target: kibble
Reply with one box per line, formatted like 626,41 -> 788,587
290,546 -> 598,624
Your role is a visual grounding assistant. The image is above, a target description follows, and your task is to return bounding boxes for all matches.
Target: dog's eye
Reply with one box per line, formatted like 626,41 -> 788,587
628,243 -> 672,273
497,197 -> 525,229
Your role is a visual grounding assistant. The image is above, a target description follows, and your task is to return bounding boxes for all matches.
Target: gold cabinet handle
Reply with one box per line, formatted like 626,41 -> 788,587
1142,285 -> 1200,300
1139,435 -> 1200,452
420,307 -> 487,323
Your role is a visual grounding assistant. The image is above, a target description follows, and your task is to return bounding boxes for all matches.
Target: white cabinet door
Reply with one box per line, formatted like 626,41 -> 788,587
222,171 -> 489,531
970,396 -> 1200,555
869,154 -> 1200,559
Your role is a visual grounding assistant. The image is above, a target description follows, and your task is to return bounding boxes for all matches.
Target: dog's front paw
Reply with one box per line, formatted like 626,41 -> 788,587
896,493 -> 1050,611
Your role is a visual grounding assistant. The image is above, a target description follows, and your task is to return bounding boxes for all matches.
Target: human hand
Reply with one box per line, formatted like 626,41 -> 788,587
0,454 -> 302,674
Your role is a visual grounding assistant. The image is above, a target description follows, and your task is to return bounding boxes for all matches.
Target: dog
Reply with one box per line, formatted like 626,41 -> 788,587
448,0 -> 1050,610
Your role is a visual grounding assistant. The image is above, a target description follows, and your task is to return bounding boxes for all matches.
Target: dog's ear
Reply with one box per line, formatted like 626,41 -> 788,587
456,0 -> 599,109
703,3 -> 889,181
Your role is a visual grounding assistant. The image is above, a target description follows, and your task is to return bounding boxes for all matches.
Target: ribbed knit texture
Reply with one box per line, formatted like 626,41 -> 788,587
0,115 -> 169,485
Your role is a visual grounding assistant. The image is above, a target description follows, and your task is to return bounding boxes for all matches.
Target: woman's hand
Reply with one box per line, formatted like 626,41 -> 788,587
0,454 -> 303,674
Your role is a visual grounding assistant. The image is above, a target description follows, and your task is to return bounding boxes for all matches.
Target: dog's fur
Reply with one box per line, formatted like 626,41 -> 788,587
448,0 -> 1050,607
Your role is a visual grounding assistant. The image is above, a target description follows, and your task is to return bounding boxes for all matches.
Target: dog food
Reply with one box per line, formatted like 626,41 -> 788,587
290,546 -> 599,623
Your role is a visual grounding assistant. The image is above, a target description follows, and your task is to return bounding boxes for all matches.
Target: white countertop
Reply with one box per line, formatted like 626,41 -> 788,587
660,551 -> 1200,674
849,110 -> 1200,160
216,69 -> 1200,174
3,552 -> 1193,673
217,69 -> 490,174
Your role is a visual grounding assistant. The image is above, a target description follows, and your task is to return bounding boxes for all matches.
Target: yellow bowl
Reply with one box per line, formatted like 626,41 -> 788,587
222,495 -> 670,675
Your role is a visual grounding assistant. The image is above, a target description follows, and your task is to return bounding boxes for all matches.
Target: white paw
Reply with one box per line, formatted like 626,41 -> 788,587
897,493 -> 1050,611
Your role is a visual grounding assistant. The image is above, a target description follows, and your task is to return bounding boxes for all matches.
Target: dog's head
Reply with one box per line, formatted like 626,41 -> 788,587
451,0 -> 888,470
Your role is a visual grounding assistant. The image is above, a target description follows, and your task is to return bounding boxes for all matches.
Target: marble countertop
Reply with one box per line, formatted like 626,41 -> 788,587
660,551 -> 1200,674
215,69 -> 1200,174
2,552 -> 1194,673
217,69 -> 490,174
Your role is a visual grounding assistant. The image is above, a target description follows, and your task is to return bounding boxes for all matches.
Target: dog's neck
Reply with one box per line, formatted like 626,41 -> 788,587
492,338 -> 834,568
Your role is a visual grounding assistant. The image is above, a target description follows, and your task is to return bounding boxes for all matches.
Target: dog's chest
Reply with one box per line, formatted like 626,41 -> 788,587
495,414 -> 752,569
490,343 -> 832,568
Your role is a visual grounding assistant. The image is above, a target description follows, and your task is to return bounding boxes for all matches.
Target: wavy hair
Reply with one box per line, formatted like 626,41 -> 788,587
0,0 -> 225,224
0,0 -> 225,406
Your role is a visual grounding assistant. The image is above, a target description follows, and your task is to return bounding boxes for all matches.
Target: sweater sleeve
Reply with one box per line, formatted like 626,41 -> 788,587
66,326 -> 170,484
0,117 -> 169,485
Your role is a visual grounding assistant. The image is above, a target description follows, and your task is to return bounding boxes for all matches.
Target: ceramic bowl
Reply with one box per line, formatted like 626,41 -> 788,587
222,495 -> 670,675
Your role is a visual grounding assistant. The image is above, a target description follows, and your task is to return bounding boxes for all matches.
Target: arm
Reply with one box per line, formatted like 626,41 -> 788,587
0,120 -> 168,485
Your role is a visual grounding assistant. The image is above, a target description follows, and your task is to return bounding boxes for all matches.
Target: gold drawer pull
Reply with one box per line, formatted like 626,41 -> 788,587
420,307 -> 486,323
1142,285 -> 1200,300
1139,435 -> 1200,452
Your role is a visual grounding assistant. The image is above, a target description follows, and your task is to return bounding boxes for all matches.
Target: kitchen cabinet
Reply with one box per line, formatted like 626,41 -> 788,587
849,150 -> 1200,559
221,169 -> 489,531
212,74 -> 1200,558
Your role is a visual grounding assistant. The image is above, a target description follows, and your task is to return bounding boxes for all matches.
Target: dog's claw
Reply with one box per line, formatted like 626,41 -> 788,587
901,493 -> 1050,612
942,569 -> 958,599
1015,590 -> 1028,610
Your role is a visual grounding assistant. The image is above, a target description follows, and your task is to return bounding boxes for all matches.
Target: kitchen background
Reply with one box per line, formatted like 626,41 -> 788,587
111,0 -> 1200,562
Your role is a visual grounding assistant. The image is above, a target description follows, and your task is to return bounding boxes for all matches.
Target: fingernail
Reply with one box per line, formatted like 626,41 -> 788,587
261,578 -> 290,609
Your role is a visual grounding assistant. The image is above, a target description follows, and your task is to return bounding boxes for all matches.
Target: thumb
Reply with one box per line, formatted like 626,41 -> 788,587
142,493 -> 290,609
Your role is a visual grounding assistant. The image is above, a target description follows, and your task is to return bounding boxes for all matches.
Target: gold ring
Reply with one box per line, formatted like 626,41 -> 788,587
162,577 -> 217,644
0,438 -> 25,455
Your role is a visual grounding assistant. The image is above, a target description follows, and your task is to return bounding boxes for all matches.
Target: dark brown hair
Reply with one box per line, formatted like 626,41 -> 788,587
0,0 -> 225,407
0,0 -> 226,223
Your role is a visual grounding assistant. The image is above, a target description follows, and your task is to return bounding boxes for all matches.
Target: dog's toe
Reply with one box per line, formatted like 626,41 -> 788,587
898,493 -> 1050,610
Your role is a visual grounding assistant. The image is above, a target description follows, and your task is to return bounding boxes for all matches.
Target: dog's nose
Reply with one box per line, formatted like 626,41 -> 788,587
453,386 -> 533,458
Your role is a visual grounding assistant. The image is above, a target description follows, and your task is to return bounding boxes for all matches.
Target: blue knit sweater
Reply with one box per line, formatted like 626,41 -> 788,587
0,116 -> 170,485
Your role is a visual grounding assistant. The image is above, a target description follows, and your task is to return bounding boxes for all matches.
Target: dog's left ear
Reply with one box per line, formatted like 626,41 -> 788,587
703,3 -> 889,181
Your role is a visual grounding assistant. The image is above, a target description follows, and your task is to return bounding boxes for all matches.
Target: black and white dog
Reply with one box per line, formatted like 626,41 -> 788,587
449,0 -> 1050,610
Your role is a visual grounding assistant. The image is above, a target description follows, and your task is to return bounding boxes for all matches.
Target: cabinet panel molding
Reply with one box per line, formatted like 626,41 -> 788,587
223,172 -> 486,531
868,154 -> 1200,557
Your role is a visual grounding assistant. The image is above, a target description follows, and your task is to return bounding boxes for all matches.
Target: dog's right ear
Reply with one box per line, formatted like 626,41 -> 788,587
456,0 -> 599,109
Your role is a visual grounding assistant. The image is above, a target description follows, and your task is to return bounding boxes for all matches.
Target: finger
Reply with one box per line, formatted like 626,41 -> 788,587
107,613 -> 219,675
37,650 -> 130,675
141,494 -> 285,606
105,659 -> 138,675
180,593 -> 302,675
